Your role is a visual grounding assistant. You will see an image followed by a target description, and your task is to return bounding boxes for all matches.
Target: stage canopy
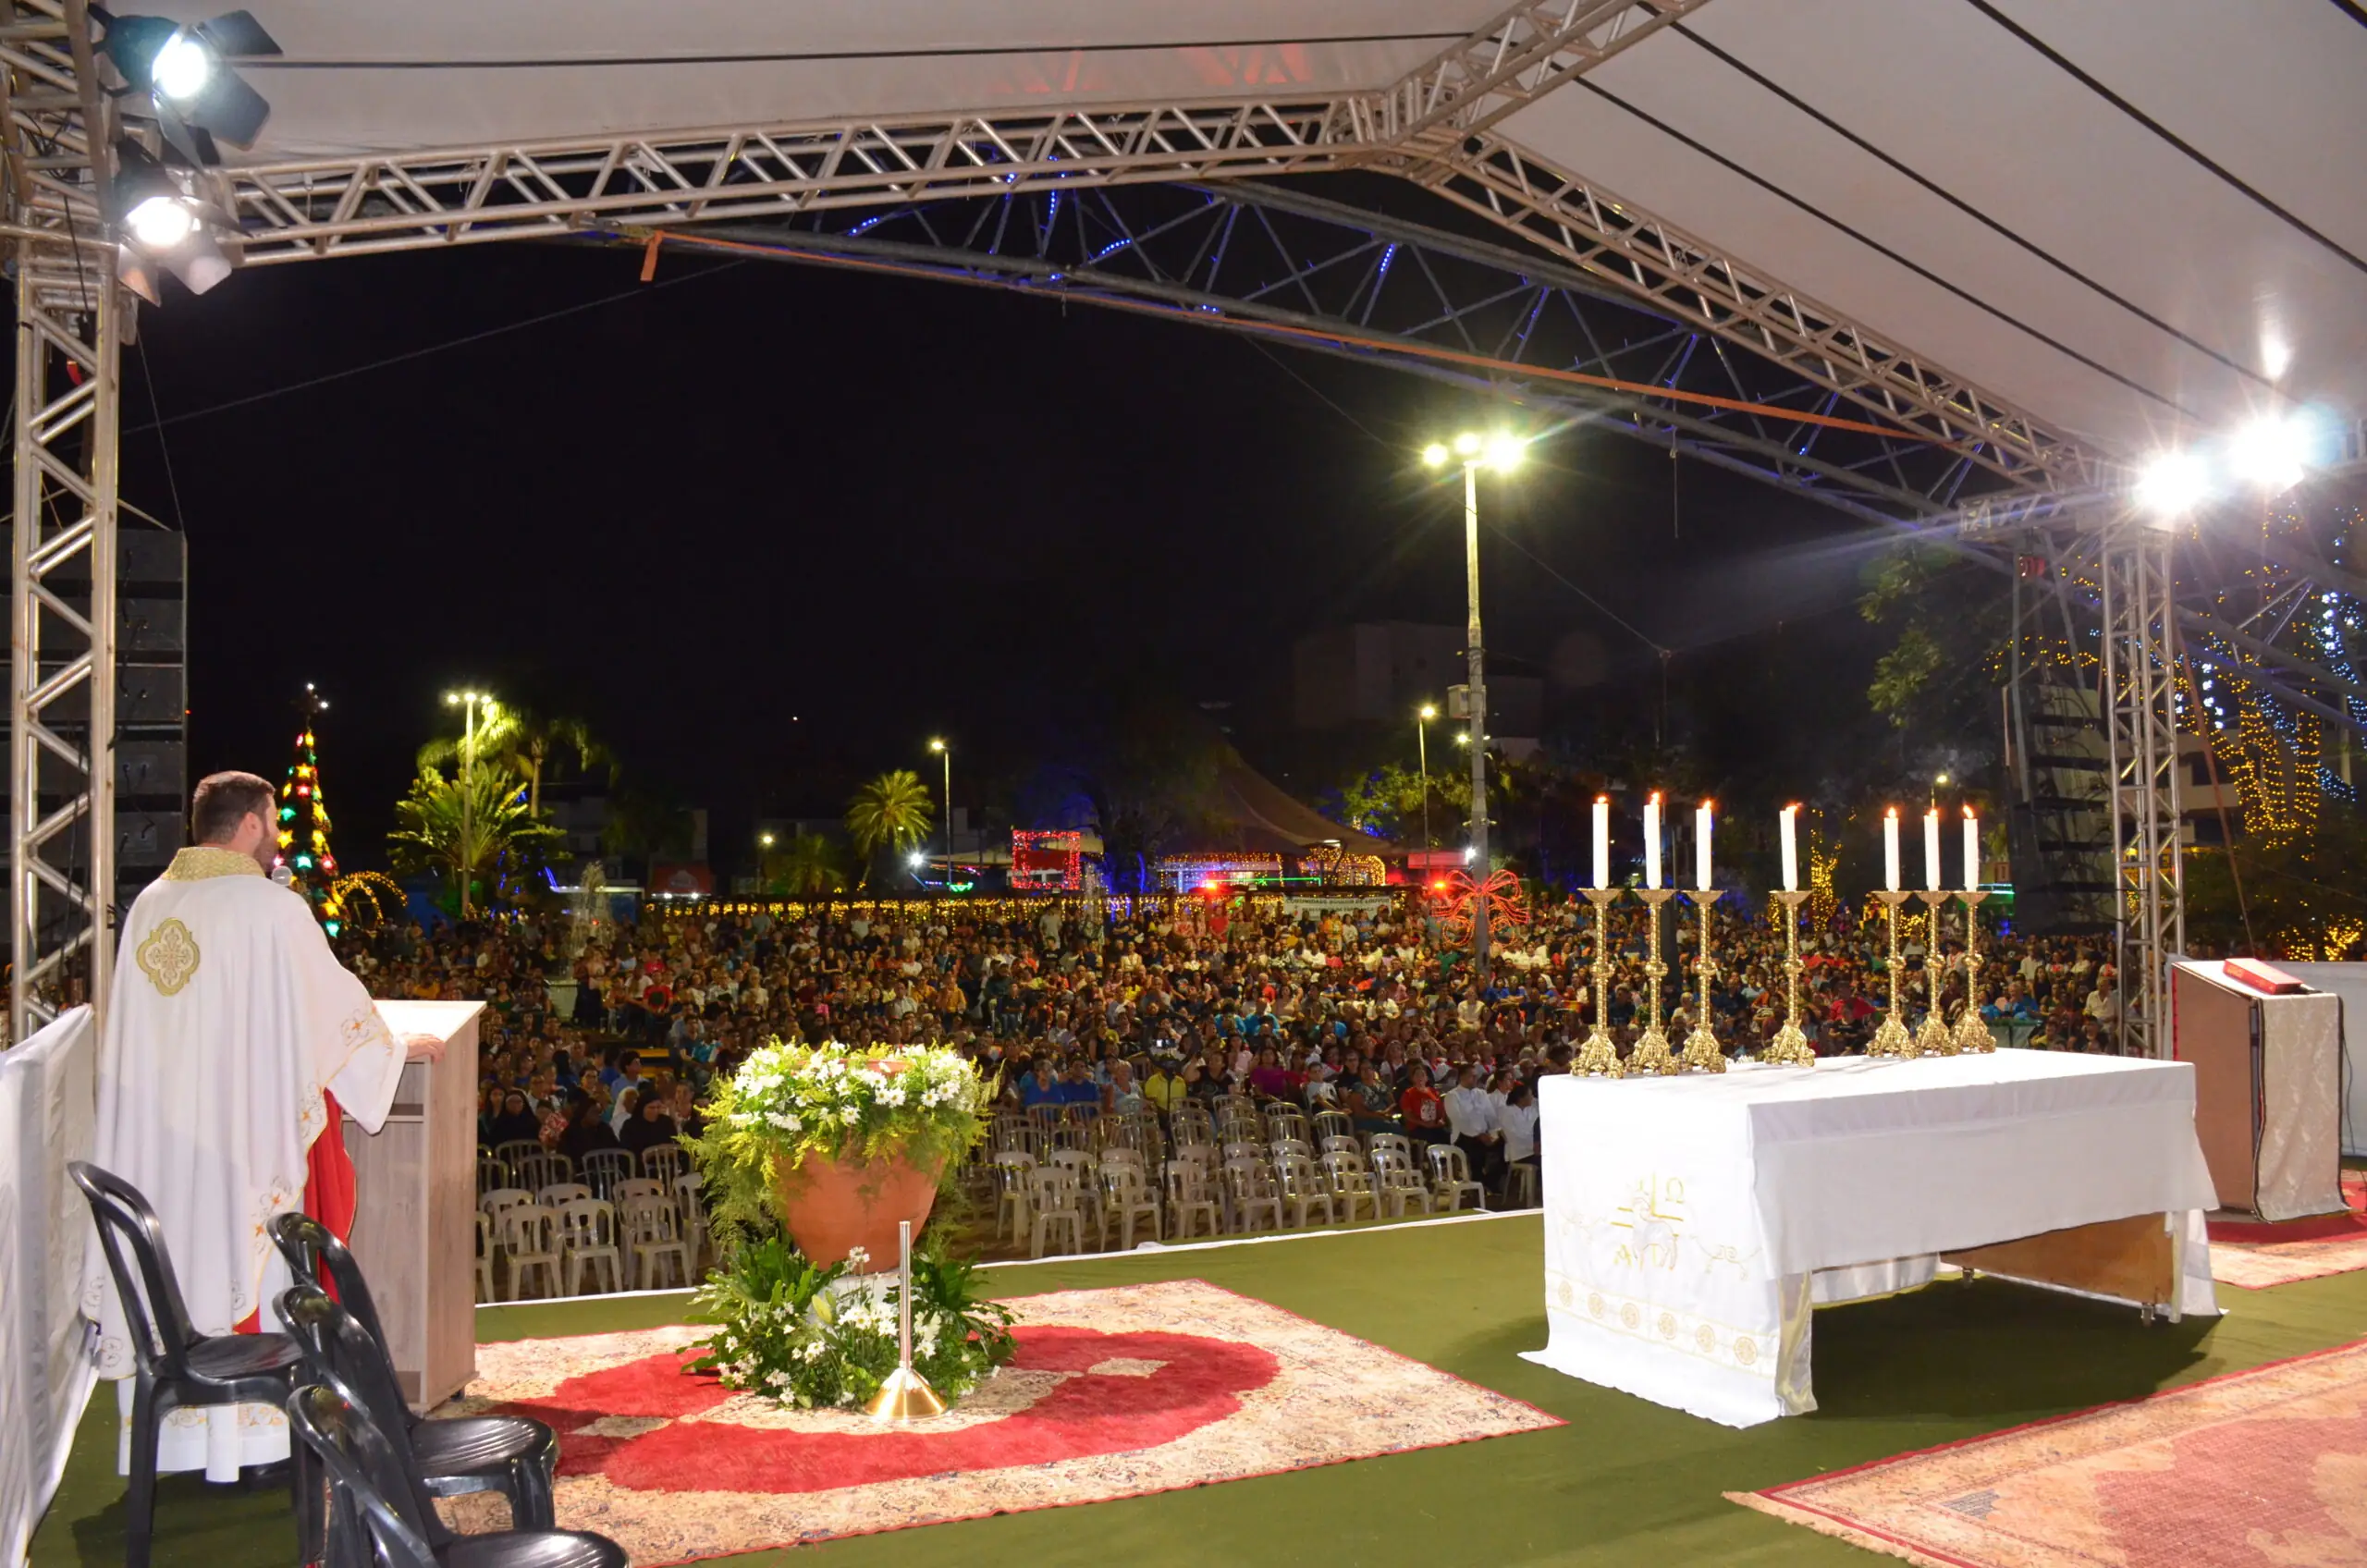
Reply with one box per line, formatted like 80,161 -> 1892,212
131,0 -> 2366,464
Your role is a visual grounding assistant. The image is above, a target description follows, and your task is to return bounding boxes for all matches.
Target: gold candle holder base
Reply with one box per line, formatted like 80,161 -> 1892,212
1913,890 -> 1960,1056
1867,890 -> 1918,1058
1573,888 -> 1625,1077
1628,888 -> 1680,1075
1760,890 -> 1816,1067
865,1366 -> 947,1422
1678,888 -> 1726,1072
1953,888 -> 1996,1053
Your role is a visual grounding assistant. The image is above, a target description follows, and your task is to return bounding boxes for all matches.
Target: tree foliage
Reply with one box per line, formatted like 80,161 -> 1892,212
418,703 -> 611,815
764,830 -> 848,896
1333,762 -> 1469,842
388,765 -> 563,914
846,770 -> 935,888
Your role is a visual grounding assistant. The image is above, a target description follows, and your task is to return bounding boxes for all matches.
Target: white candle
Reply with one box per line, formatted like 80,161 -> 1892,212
1695,801 -> 1712,892
1883,808 -> 1901,892
1962,807 -> 1980,890
1780,804 -> 1798,893
1923,808 -> 1943,892
1644,793 -> 1662,889
1592,796 -> 1610,889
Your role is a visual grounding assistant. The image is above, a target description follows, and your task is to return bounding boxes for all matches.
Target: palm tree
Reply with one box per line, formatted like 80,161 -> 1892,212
845,770 -> 935,888
389,765 -> 564,916
419,704 -> 610,815
766,830 -> 847,896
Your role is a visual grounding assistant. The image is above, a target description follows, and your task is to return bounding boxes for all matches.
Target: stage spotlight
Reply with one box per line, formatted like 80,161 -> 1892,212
1452,432 -> 1482,457
1421,443 -> 1449,469
2132,451 -> 2209,522
2227,413 -> 2312,494
92,6 -> 281,163
1483,434 -> 1524,472
112,141 -> 232,300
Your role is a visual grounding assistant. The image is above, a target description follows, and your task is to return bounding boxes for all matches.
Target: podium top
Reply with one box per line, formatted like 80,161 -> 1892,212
374,998 -> 485,1044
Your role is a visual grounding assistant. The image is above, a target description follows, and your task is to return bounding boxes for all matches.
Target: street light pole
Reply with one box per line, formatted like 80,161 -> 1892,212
1417,704 -> 1436,855
1460,458 -> 1491,983
443,688 -> 489,916
1422,432 -> 1522,989
929,739 -> 951,894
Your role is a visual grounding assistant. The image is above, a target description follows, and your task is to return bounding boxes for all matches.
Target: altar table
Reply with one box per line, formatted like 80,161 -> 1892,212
1525,1052 -> 2220,1427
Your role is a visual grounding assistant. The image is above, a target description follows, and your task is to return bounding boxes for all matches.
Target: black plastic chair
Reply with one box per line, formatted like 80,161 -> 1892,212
266,1253 -> 557,1537
287,1377 -> 623,1568
69,1160 -> 313,1568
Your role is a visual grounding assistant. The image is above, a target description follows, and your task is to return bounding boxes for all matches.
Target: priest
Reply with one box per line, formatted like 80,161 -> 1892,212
81,770 -> 446,1480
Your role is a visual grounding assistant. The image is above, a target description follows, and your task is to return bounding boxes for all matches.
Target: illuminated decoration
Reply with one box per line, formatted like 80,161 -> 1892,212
322,870 -> 404,940
275,687 -> 342,924
1009,829 -> 1084,892
1296,843 -> 1386,886
1807,821 -> 1840,933
1429,867 -> 1528,948
1156,852 -> 1282,893
644,890 -> 1423,925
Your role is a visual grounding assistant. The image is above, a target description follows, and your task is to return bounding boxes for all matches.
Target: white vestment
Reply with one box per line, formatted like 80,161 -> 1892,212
80,846 -> 407,1479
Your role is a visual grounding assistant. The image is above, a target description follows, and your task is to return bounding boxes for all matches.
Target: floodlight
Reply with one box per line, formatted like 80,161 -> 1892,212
928,738 -> 945,753
2132,450 -> 2209,521
1454,731 -> 1470,745
2227,413 -> 2311,494
93,7 -> 281,163
909,851 -> 926,869
1483,435 -> 1525,471
1418,704 -> 1437,720
1452,432 -> 1482,457
111,142 -> 232,299
1421,443 -> 1449,469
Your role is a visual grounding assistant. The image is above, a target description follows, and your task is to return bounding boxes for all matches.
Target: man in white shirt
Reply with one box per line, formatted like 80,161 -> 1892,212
1441,1065 -> 1503,1201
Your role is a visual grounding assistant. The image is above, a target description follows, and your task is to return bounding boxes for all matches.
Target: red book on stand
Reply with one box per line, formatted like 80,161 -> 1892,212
2222,957 -> 2307,995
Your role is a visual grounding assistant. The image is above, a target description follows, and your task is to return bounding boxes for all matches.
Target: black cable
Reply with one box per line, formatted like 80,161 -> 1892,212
1573,77 -> 2196,416
1961,0 -> 2367,277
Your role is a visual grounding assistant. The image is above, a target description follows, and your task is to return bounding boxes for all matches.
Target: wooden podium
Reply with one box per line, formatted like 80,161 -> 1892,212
343,999 -> 483,1412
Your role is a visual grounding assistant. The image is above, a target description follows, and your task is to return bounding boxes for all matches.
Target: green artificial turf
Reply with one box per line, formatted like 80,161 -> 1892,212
35,1214 -> 2367,1568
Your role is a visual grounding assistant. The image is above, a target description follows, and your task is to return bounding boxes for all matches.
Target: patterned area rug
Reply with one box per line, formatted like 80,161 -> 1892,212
1728,1339 -> 2367,1568
437,1279 -> 1559,1562
2211,1172 -> 2367,1289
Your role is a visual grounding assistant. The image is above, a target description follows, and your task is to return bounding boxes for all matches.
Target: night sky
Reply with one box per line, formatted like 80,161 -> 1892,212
117,216 -> 1907,877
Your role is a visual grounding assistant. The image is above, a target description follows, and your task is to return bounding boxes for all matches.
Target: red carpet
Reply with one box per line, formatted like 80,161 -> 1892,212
435,1279 -> 1560,1562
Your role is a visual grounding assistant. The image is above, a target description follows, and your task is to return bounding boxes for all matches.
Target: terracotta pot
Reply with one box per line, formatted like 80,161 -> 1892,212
771,1148 -> 945,1273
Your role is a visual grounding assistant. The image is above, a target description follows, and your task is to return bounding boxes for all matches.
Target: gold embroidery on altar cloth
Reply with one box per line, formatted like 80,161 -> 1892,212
137,918 -> 202,995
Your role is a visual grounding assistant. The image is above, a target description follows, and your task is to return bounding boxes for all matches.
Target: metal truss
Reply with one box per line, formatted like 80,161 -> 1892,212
1377,0 -> 1713,148
2099,527 -> 2183,1058
3,0 -> 120,1043
646,178 -> 2000,529
213,99 -> 1380,265
1411,134 -> 2097,496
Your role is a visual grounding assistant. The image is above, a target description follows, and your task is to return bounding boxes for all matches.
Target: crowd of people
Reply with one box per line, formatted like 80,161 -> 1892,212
341,891 -> 2127,1200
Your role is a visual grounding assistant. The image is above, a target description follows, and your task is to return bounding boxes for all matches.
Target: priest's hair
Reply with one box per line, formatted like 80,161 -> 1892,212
191,771 -> 276,843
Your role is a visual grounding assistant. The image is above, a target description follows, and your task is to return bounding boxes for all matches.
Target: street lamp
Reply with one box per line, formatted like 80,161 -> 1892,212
1416,704 -> 1437,854
442,689 -> 492,915
927,739 -> 951,895
1419,430 -> 1525,983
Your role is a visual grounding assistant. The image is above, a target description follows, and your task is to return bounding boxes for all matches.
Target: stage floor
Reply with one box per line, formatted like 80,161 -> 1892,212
33,1211 -> 2367,1567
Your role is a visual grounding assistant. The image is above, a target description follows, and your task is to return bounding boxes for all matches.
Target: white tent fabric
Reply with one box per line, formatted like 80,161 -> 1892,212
127,0 -> 2367,459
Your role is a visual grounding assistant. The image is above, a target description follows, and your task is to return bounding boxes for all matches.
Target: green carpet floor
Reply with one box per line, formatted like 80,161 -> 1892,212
35,1215 -> 2367,1568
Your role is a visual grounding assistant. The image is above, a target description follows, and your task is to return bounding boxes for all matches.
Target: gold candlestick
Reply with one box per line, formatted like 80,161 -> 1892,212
1678,889 -> 1726,1072
1912,890 -> 1959,1056
1953,889 -> 1995,1053
1867,890 -> 1917,1058
1761,890 -> 1815,1066
1628,888 -> 1679,1075
864,1220 -> 945,1422
1573,888 -> 1624,1077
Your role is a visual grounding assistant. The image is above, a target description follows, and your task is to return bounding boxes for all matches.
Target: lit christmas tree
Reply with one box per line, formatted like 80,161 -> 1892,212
275,684 -> 347,933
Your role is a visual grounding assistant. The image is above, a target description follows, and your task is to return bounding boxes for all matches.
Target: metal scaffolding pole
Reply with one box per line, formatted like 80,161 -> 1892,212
2099,524 -> 2184,1059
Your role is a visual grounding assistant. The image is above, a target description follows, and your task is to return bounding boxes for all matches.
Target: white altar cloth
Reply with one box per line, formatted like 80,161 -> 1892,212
1525,1052 -> 2220,1427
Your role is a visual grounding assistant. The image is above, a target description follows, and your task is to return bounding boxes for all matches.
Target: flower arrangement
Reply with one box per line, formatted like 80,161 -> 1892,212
690,1234 -> 1016,1409
683,1038 -> 989,1243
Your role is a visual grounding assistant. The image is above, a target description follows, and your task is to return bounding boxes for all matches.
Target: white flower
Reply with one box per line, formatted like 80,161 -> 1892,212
766,1111 -> 803,1133
845,1245 -> 871,1271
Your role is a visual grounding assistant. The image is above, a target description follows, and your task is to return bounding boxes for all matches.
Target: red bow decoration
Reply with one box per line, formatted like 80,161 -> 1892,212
1429,869 -> 1529,945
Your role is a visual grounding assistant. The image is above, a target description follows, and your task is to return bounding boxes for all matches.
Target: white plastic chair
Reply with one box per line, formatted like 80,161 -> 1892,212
1276,1155 -> 1336,1228
1163,1158 -> 1221,1241
1223,1158 -> 1282,1234
1098,1163 -> 1162,1250
1028,1167 -> 1085,1259
501,1206 -> 562,1300
537,1182 -> 592,1208
622,1195 -> 691,1290
1369,1149 -> 1433,1219
1322,1150 -> 1380,1223
1426,1144 -> 1488,1213
555,1198 -> 621,1295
